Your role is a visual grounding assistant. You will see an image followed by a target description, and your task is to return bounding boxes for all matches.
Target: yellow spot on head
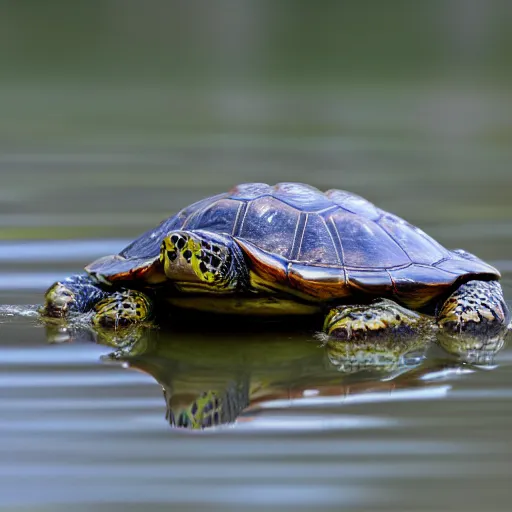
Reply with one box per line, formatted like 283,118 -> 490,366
186,238 -> 201,253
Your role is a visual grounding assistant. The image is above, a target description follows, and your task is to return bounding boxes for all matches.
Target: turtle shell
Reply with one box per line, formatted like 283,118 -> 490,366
86,183 -> 500,309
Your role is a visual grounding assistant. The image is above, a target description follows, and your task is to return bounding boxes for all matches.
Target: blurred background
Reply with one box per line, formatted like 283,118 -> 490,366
1,0 -> 512,243
1,1 -> 512,511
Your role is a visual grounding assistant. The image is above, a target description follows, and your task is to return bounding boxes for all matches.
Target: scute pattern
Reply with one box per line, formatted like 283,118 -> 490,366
108,183 -> 500,300
238,196 -> 299,258
298,214 -> 340,265
273,182 -> 334,211
182,198 -> 240,234
326,189 -> 382,220
228,183 -> 272,200
378,214 -> 449,265
435,257 -> 499,277
327,210 -> 410,268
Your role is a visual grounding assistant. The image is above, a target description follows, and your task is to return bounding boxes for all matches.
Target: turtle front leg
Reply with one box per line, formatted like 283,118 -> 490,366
42,274 -> 153,328
42,274 -> 111,318
322,299 -> 432,341
92,289 -> 153,328
437,280 -> 510,337
161,229 -> 249,291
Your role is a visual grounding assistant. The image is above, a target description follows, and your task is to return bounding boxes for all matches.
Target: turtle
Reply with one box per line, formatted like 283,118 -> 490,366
42,182 -> 510,340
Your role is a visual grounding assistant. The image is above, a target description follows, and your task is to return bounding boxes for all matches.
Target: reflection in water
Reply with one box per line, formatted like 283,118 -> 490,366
42,316 -> 508,430
437,330 -> 507,364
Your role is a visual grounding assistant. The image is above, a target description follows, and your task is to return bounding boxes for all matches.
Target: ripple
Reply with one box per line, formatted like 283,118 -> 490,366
250,386 -> 451,410
0,304 -> 40,317
0,397 -> 163,410
231,414 -> 397,431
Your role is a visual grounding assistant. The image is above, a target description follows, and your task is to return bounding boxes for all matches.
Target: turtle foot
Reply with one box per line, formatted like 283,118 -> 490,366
41,274 -> 109,318
323,299 -> 432,341
437,280 -> 510,338
92,289 -> 153,329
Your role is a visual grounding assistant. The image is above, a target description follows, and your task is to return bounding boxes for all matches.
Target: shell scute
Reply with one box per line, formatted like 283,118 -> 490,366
228,183 -> 272,200
435,257 -> 499,277
181,198 -> 240,234
325,189 -> 382,220
327,210 -> 410,269
378,214 -> 450,265
298,214 -> 340,265
288,263 -> 346,300
346,269 -> 393,295
238,196 -> 298,258
388,265 -> 461,308
273,182 -> 334,211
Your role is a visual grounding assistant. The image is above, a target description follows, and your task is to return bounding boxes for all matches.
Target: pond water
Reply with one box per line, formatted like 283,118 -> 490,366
1,84 -> 512,511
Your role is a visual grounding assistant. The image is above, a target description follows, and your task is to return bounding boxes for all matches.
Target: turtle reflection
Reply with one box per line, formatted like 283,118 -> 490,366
70,324 -> 505,430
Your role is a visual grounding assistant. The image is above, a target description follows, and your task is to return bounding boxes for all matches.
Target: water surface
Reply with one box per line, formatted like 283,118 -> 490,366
1,143 -> 512,510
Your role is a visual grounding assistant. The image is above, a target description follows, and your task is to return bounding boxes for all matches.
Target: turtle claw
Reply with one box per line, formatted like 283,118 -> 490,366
41,282 -> 77,318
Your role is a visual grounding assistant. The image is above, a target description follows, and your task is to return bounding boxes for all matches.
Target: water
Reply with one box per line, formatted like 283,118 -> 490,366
1,137 -> 512,510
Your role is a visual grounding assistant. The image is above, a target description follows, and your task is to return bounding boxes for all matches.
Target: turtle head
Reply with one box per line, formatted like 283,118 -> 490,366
167,390 -> 223,429
160,230 -> 248,291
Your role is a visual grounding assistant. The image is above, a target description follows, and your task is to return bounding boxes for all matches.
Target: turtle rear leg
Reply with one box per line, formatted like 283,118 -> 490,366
437,280 -> 510,337
322,299 -> 432,341
161,230 -> 249,291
